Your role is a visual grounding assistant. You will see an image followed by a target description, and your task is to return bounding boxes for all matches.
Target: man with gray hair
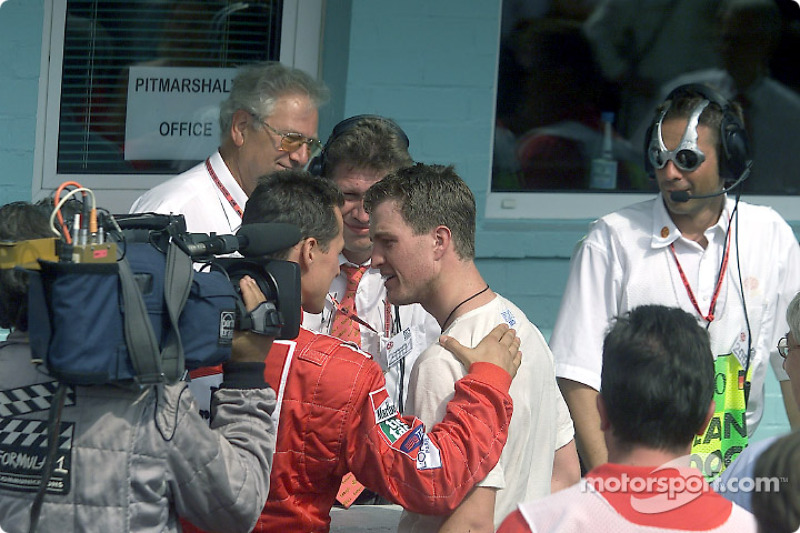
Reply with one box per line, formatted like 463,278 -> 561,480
131,61 -> 329,235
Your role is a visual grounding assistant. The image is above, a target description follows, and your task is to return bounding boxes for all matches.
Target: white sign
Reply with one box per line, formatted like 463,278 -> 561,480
124,66 -> 236,161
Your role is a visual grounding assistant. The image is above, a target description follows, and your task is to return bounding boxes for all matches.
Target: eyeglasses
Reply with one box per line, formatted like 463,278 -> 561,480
648,145 -> 706,173
648,98 -> 708,173
252,114 -> 322,155
778,336 -> 795,359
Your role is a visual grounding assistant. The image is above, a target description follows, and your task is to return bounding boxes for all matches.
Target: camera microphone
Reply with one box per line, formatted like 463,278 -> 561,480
669,163 -> 752,203
237,223 -> 302,256
184,223 -> 301,257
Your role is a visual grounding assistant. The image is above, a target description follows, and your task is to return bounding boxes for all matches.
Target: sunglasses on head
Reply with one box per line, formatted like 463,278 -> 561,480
648,99 -> 709,173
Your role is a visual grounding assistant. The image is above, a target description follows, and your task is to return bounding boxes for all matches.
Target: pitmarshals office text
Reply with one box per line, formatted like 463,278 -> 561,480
134,76 -> 231,94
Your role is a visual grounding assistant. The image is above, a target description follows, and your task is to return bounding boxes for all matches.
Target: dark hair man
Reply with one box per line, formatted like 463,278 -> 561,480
303,115 -> 440,415
552,83 -> 800,475
184,169 -> 523,533
499,305 -> 757,532
365,163 -> 579,531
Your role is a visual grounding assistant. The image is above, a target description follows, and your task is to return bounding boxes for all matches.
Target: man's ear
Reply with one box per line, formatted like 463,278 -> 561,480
230,109 -> 252,147
697,400 -> 716,436
597,394 -> 611,432
432,225 -> 451,260
297,237 -> 317,275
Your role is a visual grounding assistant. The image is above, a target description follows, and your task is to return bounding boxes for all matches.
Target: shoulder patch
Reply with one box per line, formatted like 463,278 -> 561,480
311,332 -> 373,360
500,308 -> 517,328
415,435 -> 443,471
399,424 -> 424,453
339,339 -> 373,360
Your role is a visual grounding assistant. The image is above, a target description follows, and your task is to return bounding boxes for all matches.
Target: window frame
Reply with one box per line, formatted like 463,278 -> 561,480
484,189 -> 800,222
33,0 -> 323,212
485,5 -> 800,223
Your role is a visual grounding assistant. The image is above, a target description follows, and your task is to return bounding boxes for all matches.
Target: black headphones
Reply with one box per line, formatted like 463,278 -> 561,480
644,83 -> 751,182
307,114 -> 410,177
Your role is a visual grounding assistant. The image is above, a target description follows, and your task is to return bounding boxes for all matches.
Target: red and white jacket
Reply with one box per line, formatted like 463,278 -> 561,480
497,463 -> 757,533
185,326 -> 513,533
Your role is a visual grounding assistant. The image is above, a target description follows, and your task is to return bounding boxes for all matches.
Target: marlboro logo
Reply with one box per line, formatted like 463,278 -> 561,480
370,387 -> 399,424
375,399 -> 399,424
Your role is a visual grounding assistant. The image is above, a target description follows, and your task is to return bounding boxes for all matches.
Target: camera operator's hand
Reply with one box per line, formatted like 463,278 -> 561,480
231,276 -> 275,363
439,323 -> 522,378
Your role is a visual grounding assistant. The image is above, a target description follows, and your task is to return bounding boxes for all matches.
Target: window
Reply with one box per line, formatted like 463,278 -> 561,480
488,1 -> 800,220
35,0 -> 322,211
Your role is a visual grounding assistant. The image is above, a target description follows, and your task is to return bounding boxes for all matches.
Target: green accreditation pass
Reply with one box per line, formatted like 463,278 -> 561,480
690,352 -> 750,479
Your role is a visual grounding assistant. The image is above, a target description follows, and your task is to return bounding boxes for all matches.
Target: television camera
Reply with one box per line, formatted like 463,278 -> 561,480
0,187 -> 302,386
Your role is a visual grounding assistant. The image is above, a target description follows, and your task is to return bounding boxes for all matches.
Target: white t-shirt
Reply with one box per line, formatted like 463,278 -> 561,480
130,150 -> 245,235
303,257 -> 440,412
551,195 -> 800,437
398,294 -> 574,532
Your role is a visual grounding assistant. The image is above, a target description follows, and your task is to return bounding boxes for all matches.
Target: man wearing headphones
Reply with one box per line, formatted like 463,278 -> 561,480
304,115 -> 441,415
551,83 -> 800,476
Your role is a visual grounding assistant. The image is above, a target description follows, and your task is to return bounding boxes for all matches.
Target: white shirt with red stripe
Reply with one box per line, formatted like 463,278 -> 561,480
130,150 -> 245,235
498,463 -> 756,533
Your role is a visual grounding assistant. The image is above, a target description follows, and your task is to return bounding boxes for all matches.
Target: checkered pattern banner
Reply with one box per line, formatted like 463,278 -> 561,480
0,382 -> 75,417
0,418 -> 74,451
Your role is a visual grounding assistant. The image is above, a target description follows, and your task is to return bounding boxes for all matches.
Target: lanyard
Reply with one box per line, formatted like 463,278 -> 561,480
383,299 -> 399,337
206,158 -> 244,218
329,294 -> 380,334
328,292 -> 397,336
668,227 -> 733,323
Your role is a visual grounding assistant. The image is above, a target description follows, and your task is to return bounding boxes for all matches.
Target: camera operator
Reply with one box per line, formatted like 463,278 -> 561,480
0,201 -> 278,533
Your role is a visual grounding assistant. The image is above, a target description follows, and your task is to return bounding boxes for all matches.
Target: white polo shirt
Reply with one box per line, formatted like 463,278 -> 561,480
551,195 -> 800,437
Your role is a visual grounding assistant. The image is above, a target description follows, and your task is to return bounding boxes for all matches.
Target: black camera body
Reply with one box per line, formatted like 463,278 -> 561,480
212,256 -> 301,340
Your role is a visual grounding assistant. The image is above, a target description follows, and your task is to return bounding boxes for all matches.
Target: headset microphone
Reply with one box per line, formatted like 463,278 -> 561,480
669,162 -> 752,203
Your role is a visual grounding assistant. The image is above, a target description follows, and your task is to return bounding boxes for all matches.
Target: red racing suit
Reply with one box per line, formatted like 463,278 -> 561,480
184,326 -> 513,533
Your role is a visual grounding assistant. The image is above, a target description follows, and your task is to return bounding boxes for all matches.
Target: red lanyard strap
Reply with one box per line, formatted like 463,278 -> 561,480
206,158 -> 244,218
668,227 -> 733,323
